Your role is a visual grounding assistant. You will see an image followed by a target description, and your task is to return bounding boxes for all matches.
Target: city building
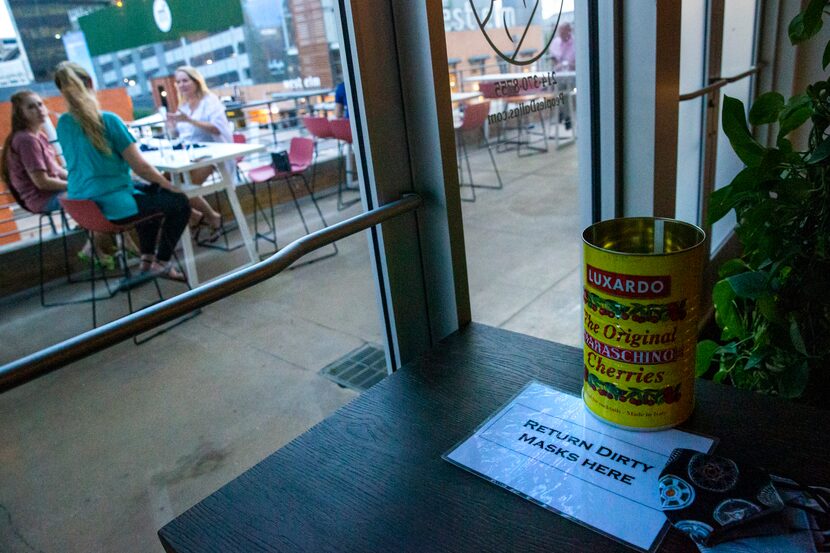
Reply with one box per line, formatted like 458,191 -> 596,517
7,0 -> 105,82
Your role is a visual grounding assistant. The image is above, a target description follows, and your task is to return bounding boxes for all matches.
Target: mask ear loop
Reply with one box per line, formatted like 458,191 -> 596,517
772,475 -> 830,550
775,477 -> 830,511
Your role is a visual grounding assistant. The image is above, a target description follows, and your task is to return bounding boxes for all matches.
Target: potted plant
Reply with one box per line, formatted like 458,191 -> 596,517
696,0 -> 830,401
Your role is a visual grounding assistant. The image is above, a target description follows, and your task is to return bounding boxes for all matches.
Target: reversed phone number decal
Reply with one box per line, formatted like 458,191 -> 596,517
493,71 -> 557,97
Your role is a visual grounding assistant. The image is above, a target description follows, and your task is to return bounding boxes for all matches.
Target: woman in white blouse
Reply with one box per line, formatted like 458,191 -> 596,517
165,66 -> 233,240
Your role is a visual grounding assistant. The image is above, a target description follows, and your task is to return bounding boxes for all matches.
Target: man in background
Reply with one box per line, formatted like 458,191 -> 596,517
548,22 -> 575,71
334,82 -> 348,119
548,22 -> 575,131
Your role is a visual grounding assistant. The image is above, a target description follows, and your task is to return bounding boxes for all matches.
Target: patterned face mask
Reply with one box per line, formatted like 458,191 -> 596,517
658,448 -> 828,551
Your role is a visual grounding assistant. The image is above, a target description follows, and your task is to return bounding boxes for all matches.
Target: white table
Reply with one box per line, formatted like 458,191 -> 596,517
464,71 -> 577,149
128,113 -> 165,128
142,141 -> 265,287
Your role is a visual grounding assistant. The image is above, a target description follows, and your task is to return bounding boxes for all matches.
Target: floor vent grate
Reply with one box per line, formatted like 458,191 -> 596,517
319,344 -> 387,392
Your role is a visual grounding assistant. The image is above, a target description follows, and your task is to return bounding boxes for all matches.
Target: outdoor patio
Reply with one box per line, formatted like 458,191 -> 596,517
0,135 -> 580,552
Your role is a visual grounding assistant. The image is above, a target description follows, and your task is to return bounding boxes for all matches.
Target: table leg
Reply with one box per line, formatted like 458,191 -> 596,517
218,165 -> 257,263
180,224 -> 199,288
173,173 -> 200,288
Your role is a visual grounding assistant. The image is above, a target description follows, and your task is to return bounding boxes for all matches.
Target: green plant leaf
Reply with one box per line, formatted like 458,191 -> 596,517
779,93 -> 812,118
746,349 -> 767,370
807,136 -> 830,164
749,92 -> 785,125
707,186 -> 737,225
789,0 -> 826,44
778,105 -> 813,140
727,271 -> 769,299
719,342 -> 738,355
714,280 -> 746,340
707,167 -> 764,225
777,137 -> 794,153
777,360 -> 809,398
777,178 -> 813,202
718,258 -> 750,279
722,96 -> 766,167
789,318 -> 808,355
757,295 -> 780,322
824,39 -> 830,70
713,368 -> 730,384
696,340 -> 720,377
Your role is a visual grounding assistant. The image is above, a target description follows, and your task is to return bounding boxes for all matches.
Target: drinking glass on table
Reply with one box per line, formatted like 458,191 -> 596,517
181,137 -> 192,161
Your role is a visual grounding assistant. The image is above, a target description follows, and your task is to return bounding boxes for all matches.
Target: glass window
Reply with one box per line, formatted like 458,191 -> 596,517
0,2 -> 394,551
711,0 -> 758,252
675,0 -> 707,225
440,0 -> 583,347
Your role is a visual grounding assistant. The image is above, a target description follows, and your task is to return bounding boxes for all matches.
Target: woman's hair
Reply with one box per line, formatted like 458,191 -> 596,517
53,61 -> 110,155
1,89 -> 39,192
175,66 -> 211,104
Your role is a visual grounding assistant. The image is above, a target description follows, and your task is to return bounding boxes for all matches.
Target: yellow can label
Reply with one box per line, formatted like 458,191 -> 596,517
582,249 -> 701,429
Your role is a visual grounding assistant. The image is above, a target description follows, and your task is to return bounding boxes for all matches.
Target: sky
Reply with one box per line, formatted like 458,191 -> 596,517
0,0 -> 16,40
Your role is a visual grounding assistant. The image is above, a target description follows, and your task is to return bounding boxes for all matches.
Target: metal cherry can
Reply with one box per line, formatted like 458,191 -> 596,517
582,218 -> 706,430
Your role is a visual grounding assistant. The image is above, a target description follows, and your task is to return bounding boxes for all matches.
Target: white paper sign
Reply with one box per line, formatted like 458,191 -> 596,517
444,381 -> 715,552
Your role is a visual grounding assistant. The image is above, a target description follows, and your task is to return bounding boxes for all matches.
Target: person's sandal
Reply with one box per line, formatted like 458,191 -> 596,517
206,224 -> 222,243
205,214 -> 223,243
149,261 -> 186,282
139,255 -> 155,273
190,212 -> 205,241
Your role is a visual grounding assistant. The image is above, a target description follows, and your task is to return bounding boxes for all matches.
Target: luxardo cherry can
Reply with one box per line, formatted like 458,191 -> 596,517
582,218 -> 705,430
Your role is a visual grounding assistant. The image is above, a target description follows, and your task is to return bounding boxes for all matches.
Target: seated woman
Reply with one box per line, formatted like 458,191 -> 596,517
54,61 -> 190,280
1,89 -> 116,268
165,66 -> 233,241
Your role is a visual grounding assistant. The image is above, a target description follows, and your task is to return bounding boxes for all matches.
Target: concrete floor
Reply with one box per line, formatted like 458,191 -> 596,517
0,132 -> 580,552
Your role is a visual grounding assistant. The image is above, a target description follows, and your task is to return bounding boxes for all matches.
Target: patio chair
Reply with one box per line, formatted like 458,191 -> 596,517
455,101 -> 503,203
301,116 -> 335,199
245,137 -> 337,262
189,136 -> 246,253
480,82 -> 549,157
4,178 -> 97,307
59,198 -> 196,343
232,133 -> 278,255
329,118 -> 360,211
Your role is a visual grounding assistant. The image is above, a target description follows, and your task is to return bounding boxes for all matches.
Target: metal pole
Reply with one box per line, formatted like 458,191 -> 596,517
0,194 -> 422,394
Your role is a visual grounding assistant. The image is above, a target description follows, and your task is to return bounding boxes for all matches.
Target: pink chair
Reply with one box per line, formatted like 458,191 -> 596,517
302,116 -> 334,140
302,116 -> 334,197
329,118 -> 359,211
232,133 -> 248,158
245,137 -> 336,259
58,198 -> 194,342
478,82 -> 498,99
455,101 -> 503,203
478,81 -> 548,157
231,133 -> 275,254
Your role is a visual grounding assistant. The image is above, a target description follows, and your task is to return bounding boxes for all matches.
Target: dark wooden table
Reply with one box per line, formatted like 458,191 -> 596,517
159,323 -> 830,552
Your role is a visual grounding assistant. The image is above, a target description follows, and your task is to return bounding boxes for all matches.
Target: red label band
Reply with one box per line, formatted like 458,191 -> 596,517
584,332 -> 678,365
586,265 -> 671,299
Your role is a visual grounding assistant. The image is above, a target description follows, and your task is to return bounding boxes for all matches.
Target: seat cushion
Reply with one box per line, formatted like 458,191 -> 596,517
248,165 -> 276,183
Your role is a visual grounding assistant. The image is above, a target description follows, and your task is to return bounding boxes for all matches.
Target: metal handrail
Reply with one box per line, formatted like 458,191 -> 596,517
678,65 -> 763,102
0,194 -> 422,393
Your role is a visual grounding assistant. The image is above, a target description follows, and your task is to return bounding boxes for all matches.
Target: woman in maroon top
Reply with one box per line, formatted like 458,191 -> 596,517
1,90 -> 118,266
1,90 -> 67,213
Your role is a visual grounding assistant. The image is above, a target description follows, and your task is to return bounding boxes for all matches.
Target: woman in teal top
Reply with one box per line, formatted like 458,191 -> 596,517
54,62 -> 190,280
